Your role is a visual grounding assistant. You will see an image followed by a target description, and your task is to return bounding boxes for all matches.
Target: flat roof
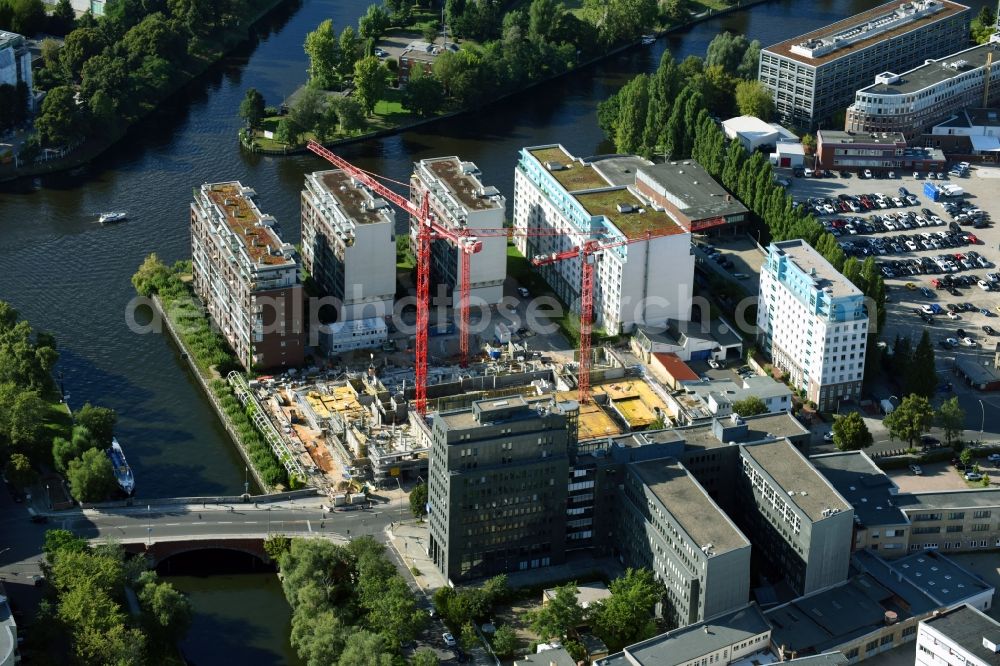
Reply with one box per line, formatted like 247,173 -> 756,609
314,171 -> 393,225
590,155 -> 655,187
200,182 -> 291,266
543,581 -> 611,609
923,605 -> 1000,665
629,458 -> 750,554
896,488 -> 1000,510
619,603 -> 770,666
810,452 -> 909,527
889,550 -> 994,607
527,146 -> 611,191
637,162 -> 750,222
763,0 -> 969,67
818,130 -> 906,145
772,239 -> 862,299
954,357 -> 1000,386
742,439 -> 851,521
516,648 -> 577,666
678,413 -> 810,452
859,42 -> 1000,96
574,189 -> 684,240
418,157 -> 501,212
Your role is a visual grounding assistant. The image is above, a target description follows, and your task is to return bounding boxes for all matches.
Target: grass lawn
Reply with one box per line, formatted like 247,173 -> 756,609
42,397 -> 72,443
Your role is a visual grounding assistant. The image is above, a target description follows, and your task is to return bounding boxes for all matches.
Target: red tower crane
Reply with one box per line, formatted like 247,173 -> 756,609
306,141 -> 481,415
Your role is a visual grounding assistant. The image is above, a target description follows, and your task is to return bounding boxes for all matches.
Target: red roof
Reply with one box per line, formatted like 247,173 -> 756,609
652,353 -> 699,381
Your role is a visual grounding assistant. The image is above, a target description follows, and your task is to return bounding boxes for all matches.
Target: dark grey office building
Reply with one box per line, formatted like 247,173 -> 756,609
427,396 -> 574,581
759,0 -> 970,129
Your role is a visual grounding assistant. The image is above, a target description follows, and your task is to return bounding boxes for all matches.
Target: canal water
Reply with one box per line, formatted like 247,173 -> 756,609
1,0 -> 989,660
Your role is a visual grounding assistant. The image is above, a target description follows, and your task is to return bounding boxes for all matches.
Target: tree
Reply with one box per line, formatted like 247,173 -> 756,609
526,582 -> 584,641
49,0 -> 76,35
734,80 -> 773,120
34,85 -> 87,147
590,568 -> 661,651
7,390 -> 48,453
67,446 -> 117,502
291,609 -> 348,666
75,403 -> 117,446
801,133 -> 816,154
4,452 -> 36,488
492,624 -> 518,659
737,39 -> 761,79
338,26 -> 360,77
239,87 -> 266,130
936,396 -> 965,447
138,579 -> 192,642
264,535 -> 291,561
358,4 -> 390,41
528,0 -> 560,42
905,329 -> 937,399
705,32 -> 750,74
329,96 -> 365,132
274,117 -> 302,145
613,74 -> 649,155
3,0 -> 46,35
353,55 -> 388,115
304,19 -> 340,89
884,394 -> 935,449
731,395 -> 768,417
289,86 -> 326,137
460,620 -> 478,650
662,0 -> 688,23
363,575 -> 426,645
337,630 -> 395,666
832,411 -> 873,451
402,67 -> 444,117
409,481 -> 428,519
412,648 -> 440,666
482,574 -> 509,604
131,253 -> 172,296
960,448 -> 974,467
43,529 -> 89,558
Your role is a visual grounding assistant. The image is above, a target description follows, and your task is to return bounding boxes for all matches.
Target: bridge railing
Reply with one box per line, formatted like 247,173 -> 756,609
80,488 -> 321,511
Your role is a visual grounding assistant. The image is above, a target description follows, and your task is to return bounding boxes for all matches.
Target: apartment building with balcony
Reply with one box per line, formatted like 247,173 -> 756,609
410,156 -> 506,307
758,0 -> 970,128
191,181 -> 305,371
300,170 -> 397,322
916,605 -> 1000,666
738,439 -> 854,596
757,240 -> 870,411
513,145 -> 694,335
620,458 -> 752,626
846,42 -> 1000,139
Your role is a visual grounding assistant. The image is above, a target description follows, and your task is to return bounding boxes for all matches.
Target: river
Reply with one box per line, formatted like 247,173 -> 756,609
0,0 -> 987,660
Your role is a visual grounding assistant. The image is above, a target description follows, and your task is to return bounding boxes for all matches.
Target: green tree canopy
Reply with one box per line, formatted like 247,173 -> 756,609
409,480 -> 428,518
905,329 -> 937,399
591,568 -> 661,651
358,4 -> 390,41
138,578 -> 193,642
884,394 -> 934,448
731,395 -> 768,417
67,446 -> 117,502
402,67 -> 444,118
75,403 -> 117,446
526,581 -> 584,641
337,630 -> 395,666
832,411 -> 873,451
936,396 -> 965,447
304,19 -> 341,89
239,87 -> 266,130
734,79 -> 773,120
4,452 -> 36,488
353,55 -> 388,115
34,85 -> 88,147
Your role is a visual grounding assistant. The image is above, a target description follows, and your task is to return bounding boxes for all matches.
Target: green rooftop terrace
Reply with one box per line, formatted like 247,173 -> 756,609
528,146 -> 610,192
574,189 -> 682,240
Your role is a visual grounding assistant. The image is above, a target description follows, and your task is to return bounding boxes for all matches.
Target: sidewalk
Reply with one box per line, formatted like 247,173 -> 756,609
387,519 -> 448,591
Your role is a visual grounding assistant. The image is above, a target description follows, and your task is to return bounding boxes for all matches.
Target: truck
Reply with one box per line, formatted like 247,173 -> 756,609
923,182 -> 941,201
495,323 -> 511,344
880,398 -> 895,415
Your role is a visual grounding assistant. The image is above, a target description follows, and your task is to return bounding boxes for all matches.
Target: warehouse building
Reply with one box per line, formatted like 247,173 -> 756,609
846,42 -> 1000,139
300,170 -> 397,323
514,145 -> 695,335
191,182 -> 305,370
757,240 -> 870,411
759,0 -> 971,128
410,157 -> 506,307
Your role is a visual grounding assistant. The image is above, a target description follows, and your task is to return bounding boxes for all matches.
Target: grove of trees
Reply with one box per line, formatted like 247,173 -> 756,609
34,530 -> 191,665
278,536 -> 427,665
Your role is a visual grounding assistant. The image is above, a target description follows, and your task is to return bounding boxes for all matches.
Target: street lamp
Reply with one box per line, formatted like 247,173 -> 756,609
394,476 -> 403,523
244,466 -> 249,498
45,484 -> 50,510
979,399 -> 986,440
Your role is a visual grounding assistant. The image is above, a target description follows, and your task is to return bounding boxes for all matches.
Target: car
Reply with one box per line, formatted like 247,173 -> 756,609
921,305 -> 935,315
979,280 -> 992,291
921,287 -> 933,298
988,453 -> 1000,463
864,169 -> 873,179
985,325 -> 998,336
708,359 -> 720,369
888,171 -> 896,179
909,464 -> 923,475
965,472 -> 983,481
517,287 -> 530,298
913,171 -> 921,179
443,633 -> 457,647
374,47 -> 388,58
929,171 -> 938,180
945,337 -> 959,347
732,272 -> 749,280
948,311 -> 960,320
906,282 -> 917,290
803,168 -> 814,177
961,337 -> 979,347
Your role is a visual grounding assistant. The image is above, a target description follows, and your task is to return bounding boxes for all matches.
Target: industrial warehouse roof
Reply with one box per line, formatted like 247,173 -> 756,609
629,458 -> 750,555
878,550 -> 993,607
741,439 -> 851,521
636,161 -> 749,222
772,239 -> 863,299
763,0 -> 969,66
810,451 -> 909,528
858,42 -> 1000,96
922,605 -> 1000,666
602,603 -> 770,666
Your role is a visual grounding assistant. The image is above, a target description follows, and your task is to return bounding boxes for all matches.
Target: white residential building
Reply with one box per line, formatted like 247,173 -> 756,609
757,240 -> 869,411
317,317 -> 388,354
0,31 -> 32,111
916,605 -> 1000,666
410,157 -> 506,307
301,170 -> 397,322
513,145 -> 694,335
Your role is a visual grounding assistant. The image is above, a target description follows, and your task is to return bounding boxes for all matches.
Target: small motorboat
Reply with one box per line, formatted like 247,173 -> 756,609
99,211 -> 128,224
641,34 -> 656,45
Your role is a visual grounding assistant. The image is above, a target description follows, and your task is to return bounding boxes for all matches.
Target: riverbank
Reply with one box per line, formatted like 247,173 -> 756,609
0,0 -> 298,184
243,0 -> 774,156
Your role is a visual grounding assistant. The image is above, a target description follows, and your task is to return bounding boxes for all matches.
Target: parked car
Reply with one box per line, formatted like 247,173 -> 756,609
443,633 -> 457,647
708,359 -> 721,369
863,169 -> 873,179
965,472 -> 983,481
909,464 -> 923,475
988,453 -> 1000,463
517,287 -> 530,298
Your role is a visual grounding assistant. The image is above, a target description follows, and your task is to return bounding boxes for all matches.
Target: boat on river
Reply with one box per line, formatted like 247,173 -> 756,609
106,438 -> 135,496
98,211 -> 128,224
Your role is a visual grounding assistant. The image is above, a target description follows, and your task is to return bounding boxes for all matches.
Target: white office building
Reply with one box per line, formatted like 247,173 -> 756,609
0,31 -> 32,111
916,605 -> 1000,666
513,145 -> 694,335
301,170 -> 397,322
757,240 -> 869,411
410,157 -> 506,307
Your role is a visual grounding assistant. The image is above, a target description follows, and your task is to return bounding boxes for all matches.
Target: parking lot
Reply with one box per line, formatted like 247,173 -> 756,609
782,166 -> 1000,360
